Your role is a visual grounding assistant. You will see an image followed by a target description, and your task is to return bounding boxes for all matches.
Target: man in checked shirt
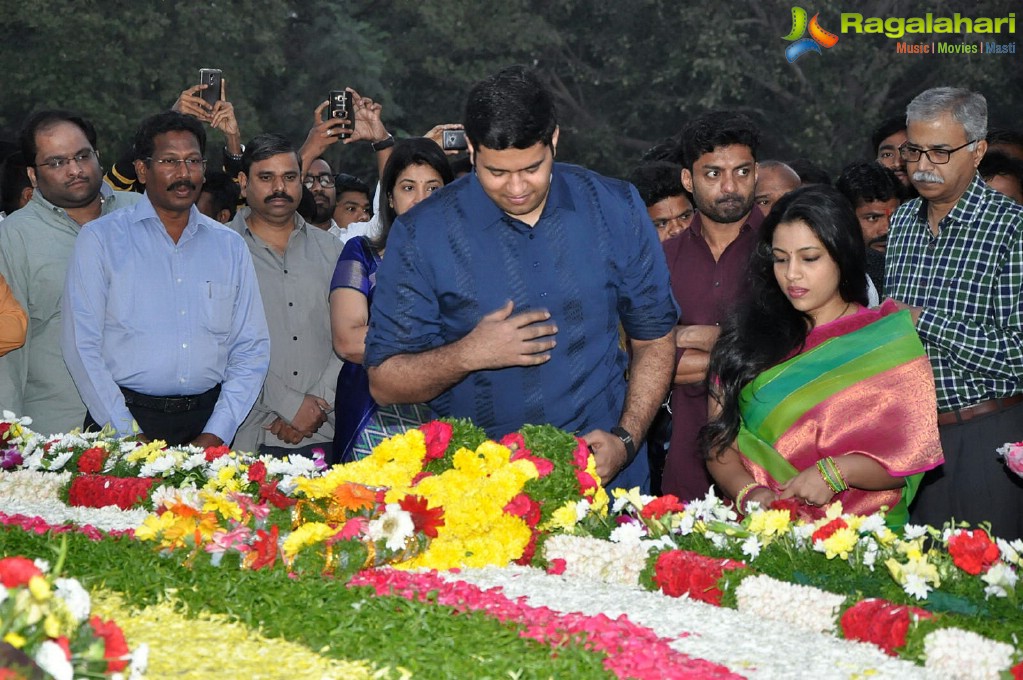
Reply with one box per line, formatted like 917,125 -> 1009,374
886,87 -> 1023,541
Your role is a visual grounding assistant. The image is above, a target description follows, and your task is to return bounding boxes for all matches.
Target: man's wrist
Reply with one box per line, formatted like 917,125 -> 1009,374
371,134 -> 395,152
610,426 -> 637,465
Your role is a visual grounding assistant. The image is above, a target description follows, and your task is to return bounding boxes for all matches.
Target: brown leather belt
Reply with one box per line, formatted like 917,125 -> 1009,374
937,395 -> 1023,427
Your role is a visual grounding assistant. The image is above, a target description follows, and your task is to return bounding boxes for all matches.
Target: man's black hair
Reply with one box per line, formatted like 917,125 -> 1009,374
628,161 -> 690,207
201,170 -> 241,220
787,158 -> 831,186
986,127 -> 1023,148
979,150 -> 1023,188
1,152 -> 32,216
640,136 -> 685,165
334,172 -> 371,198
241,133 -> 300,175
19,110 -> 98,165
835,160 -> 904,206
870,114 -> 906,155
464,65 -> 557,151
132,111 -> 206,162
679,111 -> 760,169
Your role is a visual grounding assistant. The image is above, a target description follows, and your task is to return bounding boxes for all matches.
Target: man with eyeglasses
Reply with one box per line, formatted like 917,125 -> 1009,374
0,110 -> 141,434
885,87 -> 1023,541
228,133 -> 343,458
61,111 -> 270,448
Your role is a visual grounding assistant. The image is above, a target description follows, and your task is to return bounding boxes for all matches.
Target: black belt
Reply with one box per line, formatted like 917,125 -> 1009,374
120,385 -> 222,414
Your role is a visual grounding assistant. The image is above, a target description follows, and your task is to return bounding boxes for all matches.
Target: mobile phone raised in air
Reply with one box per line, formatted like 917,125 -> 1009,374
328,90 -> 354,139
198,68 -> 223,108
442,129 -> 467,151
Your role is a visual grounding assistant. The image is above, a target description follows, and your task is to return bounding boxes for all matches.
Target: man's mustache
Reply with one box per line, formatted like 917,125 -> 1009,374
912,170 -> 944,184
168,180 -> 197,191
265,192 -> 294,203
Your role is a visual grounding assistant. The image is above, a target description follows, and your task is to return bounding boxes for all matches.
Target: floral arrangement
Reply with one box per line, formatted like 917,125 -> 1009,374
0,541 -> 146,679
997,441 -> 1023,479
583,489 -> 1023,671
123,420 -> 606,576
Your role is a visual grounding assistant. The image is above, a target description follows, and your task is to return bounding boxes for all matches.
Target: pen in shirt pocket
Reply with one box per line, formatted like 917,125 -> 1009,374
206,281 -> 212,298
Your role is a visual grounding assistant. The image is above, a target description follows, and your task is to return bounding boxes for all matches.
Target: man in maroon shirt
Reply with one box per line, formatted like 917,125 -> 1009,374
661,111 -> 763,501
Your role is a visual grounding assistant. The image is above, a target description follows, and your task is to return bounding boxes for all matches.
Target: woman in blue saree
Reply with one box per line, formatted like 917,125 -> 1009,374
329,139 -> 454,463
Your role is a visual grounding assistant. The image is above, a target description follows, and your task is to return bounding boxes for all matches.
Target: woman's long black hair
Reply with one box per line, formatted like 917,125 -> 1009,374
370,138 -> 454,254
700,184 -> 868,459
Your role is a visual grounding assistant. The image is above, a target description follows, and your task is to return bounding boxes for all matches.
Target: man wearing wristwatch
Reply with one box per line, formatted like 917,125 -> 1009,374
365,66 -> 679,492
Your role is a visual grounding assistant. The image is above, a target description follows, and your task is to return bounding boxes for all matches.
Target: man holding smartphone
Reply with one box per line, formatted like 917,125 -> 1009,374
365,66 -> 678,492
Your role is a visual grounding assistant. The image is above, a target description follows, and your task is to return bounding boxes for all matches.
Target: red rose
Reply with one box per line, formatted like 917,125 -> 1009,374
204,445 -> 231,462
0,556 -> 43,587
812,518 -> 849,544
89,617 -> 130,672
840,599 -> 932,655
499,432 -> 527,452
653,550 -> 744,605
247,460 -> 268,484
504,493 -> 542,527
546,558 -> 567,575
420,421 -> 453,460
572,437 -> 590,469
947,529 -> 1001,575
77,447 -> 107,474
640,494 -> 685,519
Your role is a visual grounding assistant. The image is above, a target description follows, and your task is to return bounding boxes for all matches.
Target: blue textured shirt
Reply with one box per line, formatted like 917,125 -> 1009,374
61,194 -> 271,442
365,163 -> 679,441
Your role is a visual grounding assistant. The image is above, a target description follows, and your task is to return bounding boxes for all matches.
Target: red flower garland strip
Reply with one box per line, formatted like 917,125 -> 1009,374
350,568 -> 739,680
653,550 -> 746,606
947,529 -> 1001,575
0,510 -> 135,540
840,599 -> 933,656
67,475 -> 155,510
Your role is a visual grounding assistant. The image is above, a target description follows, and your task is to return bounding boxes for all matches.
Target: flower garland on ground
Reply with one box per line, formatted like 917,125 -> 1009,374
350,567 -> 739,680
564,488 -> 1023,675
0,540 -> 145,679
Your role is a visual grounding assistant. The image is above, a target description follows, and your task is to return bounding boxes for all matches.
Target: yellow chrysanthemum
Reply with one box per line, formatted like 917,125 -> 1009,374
282,522 -> 337,560
27,575 -> 51,602
125,439 -> 169,464
590,486 -> 610,517
201,491 -> 243,522
135,510 -> 179,542
822,527 -> 858,560
748,509 -> 792,537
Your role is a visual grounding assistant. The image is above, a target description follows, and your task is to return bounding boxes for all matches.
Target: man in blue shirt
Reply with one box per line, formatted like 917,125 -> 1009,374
365,66 -> 678,491
62,111 -> 270,447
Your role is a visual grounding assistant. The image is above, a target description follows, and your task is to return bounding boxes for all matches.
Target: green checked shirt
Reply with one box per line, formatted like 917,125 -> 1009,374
885,173 -> 1023,412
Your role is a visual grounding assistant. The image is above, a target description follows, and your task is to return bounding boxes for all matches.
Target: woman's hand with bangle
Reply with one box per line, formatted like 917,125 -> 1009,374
744,485 -> 778,511
778,465 -> 838,507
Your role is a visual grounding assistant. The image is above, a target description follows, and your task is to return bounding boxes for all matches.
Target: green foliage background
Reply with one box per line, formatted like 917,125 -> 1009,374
1,0 -> 1019,181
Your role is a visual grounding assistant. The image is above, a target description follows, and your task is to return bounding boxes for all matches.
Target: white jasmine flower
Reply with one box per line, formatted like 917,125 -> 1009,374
34,640 -> 73,680
903,524 -> 927,540
925,628 -> 1015,679
997,538 -> 1023,566
609,521 -> 645,545
902,573 -> 932,600
367,503 -> 415,551
741,535 -> 761,560
33,558 -> 50,573
735,575 -> 842,634
55,578 -> 91,621
981,562 -> 1018,599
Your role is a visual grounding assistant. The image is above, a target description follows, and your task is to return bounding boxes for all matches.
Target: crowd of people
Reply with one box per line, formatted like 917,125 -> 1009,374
0,66 -> 1021,541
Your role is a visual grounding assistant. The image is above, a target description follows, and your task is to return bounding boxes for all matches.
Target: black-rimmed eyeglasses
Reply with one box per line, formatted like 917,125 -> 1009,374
898,140 -> 977,165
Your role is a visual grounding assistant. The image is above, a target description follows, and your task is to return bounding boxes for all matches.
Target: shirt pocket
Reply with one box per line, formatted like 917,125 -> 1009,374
202,282 -> 237,336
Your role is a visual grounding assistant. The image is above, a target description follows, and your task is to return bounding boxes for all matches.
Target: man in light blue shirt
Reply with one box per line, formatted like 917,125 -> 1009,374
62,111 -> 270,447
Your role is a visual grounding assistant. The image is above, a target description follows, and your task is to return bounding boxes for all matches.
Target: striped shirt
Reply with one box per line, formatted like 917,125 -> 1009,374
885,173 -> 1023,411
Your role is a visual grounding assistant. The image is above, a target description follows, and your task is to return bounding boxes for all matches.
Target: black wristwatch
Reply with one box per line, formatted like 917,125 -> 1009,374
371,134 -> 395,152
610,426 -> 637,465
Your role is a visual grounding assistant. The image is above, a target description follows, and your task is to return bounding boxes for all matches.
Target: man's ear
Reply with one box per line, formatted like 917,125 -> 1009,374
19,186 -> 33,208
26,167 -> 37,189
972,139 -> 988,169
237,171 -> 248,200
133,159 -> 148,187
681,167 -> 694,194
466,139 -> 475,168
550,126 -> 560,158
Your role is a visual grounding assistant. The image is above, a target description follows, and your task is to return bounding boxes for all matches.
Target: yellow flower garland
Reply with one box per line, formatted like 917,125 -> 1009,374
89,591 -> 395,679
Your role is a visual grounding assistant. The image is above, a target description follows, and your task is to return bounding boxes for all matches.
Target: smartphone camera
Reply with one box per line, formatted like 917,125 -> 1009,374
442,130 -> 467,151
328,90 -> 353,139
